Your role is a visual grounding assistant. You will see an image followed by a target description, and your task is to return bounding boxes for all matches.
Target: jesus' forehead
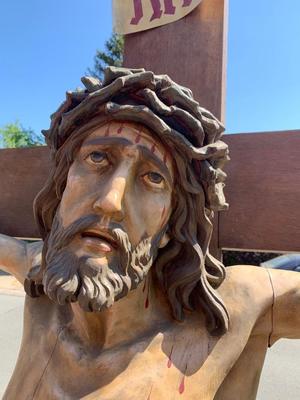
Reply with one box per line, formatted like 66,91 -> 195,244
80,121 -> 174,178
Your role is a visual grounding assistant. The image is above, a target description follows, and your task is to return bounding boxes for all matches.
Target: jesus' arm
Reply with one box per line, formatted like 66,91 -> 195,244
0,234 -> 42,284
267,268 -> 300,344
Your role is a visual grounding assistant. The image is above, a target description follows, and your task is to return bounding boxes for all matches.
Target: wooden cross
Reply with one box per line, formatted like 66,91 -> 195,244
0,0 -> 299,255
124,0 -> 300,255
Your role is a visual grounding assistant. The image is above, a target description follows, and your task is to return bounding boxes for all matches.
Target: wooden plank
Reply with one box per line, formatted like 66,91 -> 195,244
1,130 -> 299,252
220,130 -> 300,253
124,0 -> 228,257
123,0 -> 228,120
0,146 -> 51,238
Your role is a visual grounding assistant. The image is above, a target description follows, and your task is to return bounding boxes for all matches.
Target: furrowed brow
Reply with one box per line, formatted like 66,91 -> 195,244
81,137 -> 133,148
138,145 -> 173,185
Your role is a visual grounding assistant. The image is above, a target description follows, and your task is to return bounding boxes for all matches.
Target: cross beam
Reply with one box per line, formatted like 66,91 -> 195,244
1,0 -> 299,255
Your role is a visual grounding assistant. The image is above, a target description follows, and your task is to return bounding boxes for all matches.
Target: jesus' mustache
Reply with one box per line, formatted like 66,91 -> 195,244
42,213 -> 166,312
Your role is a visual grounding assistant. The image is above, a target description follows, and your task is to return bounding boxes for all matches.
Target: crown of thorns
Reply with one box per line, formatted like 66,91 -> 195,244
43,66 -> 229,211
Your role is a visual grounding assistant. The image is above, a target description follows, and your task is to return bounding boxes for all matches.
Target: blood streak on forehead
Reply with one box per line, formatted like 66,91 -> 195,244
97,121 -> 173,171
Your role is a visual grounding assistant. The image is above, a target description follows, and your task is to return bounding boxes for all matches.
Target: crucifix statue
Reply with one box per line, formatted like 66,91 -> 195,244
1,67 -> 300,400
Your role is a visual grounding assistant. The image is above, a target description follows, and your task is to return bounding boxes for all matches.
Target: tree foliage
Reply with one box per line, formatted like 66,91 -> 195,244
88,33 -> 124,80
0,121 -> 45,148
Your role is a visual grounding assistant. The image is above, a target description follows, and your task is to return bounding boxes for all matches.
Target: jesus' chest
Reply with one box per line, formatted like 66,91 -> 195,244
30,322 -> 256,400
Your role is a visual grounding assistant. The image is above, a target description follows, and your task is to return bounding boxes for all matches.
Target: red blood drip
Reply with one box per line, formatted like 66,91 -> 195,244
167,346 -> 173,368
117,125 -> 123,134
179,376 -> 185,394
145,296 -> 149,309
151,143 -> 156,153
135,134 -> 141,143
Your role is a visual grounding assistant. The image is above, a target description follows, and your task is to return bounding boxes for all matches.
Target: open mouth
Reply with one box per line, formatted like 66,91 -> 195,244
81,230 -> 118,251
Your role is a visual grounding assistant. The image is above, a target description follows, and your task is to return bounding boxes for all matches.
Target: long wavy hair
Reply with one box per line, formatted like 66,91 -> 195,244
29,67 -> 230,336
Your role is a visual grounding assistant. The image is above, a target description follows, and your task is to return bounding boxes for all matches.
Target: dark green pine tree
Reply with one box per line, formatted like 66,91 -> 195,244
88,33 -> 124,80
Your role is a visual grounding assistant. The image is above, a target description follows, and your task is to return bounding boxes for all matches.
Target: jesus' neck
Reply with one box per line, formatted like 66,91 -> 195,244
68,272 -> 173,350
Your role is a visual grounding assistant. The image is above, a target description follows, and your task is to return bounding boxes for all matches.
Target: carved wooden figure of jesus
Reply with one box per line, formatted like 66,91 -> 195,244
1,67 -> 300,400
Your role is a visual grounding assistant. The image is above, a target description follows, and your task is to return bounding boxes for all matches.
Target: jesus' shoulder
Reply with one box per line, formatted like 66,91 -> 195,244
221,265 -> 300,343
0,234 -> 43,284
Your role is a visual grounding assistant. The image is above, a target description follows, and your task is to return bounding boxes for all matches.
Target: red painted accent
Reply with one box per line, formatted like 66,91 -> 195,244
117,124 -> 123,134
130,0 -> 143,25
164,0 -> 176,15
151,143 -> 156,153
150,0 -> 163,21
135,134 -> 141,143
179,376 -> 185,394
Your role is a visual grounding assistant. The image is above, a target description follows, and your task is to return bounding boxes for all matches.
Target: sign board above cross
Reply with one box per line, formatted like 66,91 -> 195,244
113,0 -> 203,34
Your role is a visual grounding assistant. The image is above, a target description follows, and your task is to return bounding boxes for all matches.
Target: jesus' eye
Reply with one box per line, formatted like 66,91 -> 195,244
142,171 -> 165,188
86,151 -> 108,165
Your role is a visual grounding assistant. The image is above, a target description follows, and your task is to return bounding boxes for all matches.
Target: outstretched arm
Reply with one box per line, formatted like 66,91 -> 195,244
268,268 -> 300,344
0,234 -> 42,284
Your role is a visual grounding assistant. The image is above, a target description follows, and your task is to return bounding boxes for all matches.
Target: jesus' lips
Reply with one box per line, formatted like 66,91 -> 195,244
80,229 -> 118,253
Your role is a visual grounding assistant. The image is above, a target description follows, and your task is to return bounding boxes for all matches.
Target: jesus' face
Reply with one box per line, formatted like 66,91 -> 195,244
42,121 -> 174,311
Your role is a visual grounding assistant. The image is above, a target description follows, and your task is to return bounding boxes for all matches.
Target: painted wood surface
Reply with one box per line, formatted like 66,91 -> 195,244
0,146 -> 50,238
220,130 -> 300,253
123,0 -> 228,121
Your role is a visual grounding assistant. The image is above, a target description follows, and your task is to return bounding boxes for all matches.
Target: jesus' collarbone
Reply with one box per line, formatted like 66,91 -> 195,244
1,67 -> 300,400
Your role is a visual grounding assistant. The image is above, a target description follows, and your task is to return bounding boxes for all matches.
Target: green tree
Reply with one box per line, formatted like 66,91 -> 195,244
88,33 -> 124,80
0,121 -> 45,148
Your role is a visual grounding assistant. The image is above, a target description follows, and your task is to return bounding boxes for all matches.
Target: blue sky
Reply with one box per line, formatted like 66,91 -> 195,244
0,0 -> 299,137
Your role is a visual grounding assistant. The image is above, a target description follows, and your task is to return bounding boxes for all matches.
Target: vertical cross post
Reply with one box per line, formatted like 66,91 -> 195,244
123,0 -> 228,257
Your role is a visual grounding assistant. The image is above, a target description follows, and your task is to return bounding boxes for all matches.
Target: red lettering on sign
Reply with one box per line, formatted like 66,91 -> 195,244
164,0 -> 176,15
130,0 -> 194,26
150,0 -> 163,21
130,0 -> 143,25
182,0 -> 193,6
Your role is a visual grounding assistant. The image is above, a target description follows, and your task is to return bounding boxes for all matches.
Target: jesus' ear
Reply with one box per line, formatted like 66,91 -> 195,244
159,232 -> 171,248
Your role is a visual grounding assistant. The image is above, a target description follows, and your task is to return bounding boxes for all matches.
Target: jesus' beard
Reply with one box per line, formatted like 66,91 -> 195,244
41,213 -> 165,312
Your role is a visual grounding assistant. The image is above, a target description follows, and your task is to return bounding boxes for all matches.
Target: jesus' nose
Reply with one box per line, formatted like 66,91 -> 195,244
93,176 -> 126,221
